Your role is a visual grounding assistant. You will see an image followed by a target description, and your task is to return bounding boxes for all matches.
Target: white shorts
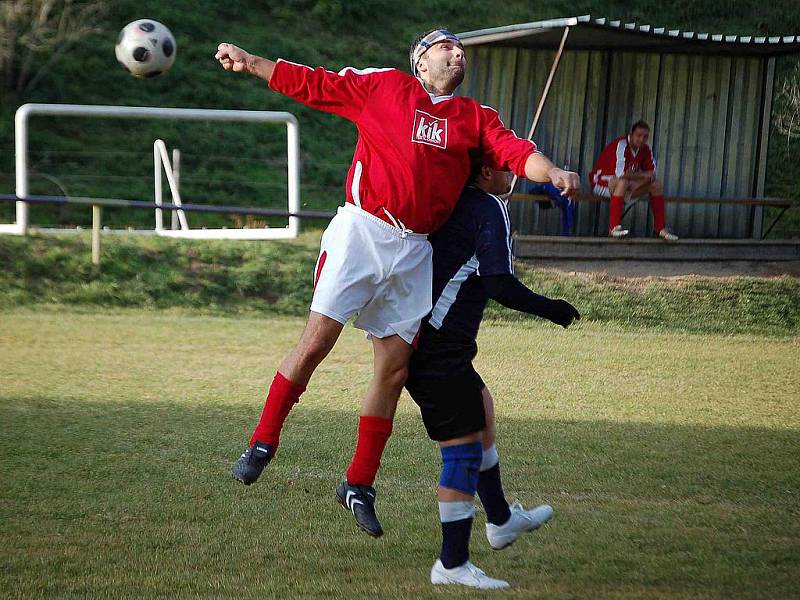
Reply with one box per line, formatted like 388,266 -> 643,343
592,183 -> 611,198
593,181 -> 639,199
310,203 -> 432,345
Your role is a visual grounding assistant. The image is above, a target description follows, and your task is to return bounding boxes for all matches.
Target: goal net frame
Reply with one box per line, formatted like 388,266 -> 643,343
1,103 -> 301,239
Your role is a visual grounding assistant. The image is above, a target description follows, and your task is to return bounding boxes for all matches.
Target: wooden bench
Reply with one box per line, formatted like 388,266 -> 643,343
512,193 -> 793,239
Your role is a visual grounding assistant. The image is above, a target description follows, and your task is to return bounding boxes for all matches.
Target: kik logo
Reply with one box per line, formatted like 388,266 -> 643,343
412,110 -> 448,149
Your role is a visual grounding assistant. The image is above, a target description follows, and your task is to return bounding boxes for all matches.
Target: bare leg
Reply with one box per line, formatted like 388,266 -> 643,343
245,311 -> 343,453
627,178 -> 655,198
360,334 -> 414,419
338,333 -> 416,537
344,334 -> 413,487
610,176 -> 629,197
278,311 -> 344,386
628,178 -> 666,234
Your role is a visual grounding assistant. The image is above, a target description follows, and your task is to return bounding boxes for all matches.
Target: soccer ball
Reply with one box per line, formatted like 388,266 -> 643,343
115,19 -> 176,78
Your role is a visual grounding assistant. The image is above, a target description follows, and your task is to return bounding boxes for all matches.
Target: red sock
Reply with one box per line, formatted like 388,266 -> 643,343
650,194 -> 665,232
609,194 -> 624,230
345,416 -> 393,487
249,372 -> 306,449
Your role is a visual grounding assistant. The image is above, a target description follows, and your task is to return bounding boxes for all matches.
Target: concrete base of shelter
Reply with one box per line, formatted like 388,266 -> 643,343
514,236 -> 800,277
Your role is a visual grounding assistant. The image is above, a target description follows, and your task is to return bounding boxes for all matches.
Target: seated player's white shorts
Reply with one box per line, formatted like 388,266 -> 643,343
593,181 -> 636,199
592,183 -> 611,198
310,203 -> 432,345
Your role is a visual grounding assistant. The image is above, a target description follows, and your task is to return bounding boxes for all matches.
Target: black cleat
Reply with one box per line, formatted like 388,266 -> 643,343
336,480 -> 384,538
231,441 -> 273,485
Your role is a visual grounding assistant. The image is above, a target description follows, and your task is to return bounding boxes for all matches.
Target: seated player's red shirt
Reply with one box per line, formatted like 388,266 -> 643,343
589,135 -> 656,188
269,60 -> 537,234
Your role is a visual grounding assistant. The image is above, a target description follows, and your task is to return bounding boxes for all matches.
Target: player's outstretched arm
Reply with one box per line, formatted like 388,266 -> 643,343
215,43 -> 276,82
482,274 -> 580,328
524,153 -> 580,197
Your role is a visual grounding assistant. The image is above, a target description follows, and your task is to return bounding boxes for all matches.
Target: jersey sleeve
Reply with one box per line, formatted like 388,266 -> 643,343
268,59 -> 383,122
477,105 -> 537,179
614,138 -> 627,177
475,194 -> 514,277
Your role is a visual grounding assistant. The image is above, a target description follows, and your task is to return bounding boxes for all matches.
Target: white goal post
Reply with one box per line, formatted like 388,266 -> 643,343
1,103 -> 301,239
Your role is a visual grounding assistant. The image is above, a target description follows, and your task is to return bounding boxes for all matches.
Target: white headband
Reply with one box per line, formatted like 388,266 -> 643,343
410,29 -> 463,76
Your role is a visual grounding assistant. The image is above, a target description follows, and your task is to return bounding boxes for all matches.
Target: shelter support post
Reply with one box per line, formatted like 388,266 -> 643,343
92,205 -> 101,266
510,26 -> 571,195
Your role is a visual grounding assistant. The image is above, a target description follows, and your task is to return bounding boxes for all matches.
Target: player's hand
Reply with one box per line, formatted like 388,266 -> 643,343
548,168 -> 580,197
215,43 -> 251,74
547,299 -> 581,328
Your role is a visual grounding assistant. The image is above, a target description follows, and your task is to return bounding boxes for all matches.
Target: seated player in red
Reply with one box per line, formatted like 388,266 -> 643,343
215,28 -> 580,538
405,163 -> 580,589
589,120 -> 678,240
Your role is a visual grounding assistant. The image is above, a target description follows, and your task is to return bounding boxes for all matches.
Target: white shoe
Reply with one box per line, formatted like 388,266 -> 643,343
430,559 -> 510,590
659,228 -> 679,241
609,225 -> 629,238
486,503 -> 554,550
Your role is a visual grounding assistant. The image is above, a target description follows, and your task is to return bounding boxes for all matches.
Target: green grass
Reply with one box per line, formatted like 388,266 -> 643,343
2,232 -> 799,336
1,309 -> 798,598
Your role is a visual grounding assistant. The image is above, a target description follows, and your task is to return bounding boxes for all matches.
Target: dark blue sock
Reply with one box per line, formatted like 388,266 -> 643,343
440,517 -> 473,569
477,462 -> 511,525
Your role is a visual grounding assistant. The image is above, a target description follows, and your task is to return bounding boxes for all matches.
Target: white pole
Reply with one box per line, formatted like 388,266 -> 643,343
156,142 -> 189,230
92,205 -> 101,265
14,105 -> 30,235
172,148 -> 181,230
286,118 -> 300,236
154,140 -> 163,231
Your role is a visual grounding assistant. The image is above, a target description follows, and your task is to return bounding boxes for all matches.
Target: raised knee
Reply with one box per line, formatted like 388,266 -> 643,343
613,179 -> 628,194
651,179 -> 663,193
382,364 -> 409,391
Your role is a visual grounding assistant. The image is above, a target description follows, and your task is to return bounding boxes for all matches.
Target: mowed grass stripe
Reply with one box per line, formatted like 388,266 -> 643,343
1,311 -> 798,598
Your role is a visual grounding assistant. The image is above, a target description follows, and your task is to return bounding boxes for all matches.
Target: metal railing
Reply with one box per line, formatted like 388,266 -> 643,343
0,192 -> 335,265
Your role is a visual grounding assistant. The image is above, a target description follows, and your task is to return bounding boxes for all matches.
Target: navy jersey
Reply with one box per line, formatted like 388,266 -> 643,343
427,185 -> 513,340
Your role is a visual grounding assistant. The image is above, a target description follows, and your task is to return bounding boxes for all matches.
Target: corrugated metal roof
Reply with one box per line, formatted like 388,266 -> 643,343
458,15 -> 800,56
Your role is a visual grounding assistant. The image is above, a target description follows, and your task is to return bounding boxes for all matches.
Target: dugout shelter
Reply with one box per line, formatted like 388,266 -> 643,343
458,15 -> 800,239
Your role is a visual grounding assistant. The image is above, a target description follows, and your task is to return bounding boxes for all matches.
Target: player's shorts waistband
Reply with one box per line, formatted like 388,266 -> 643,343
341,202 -> 428,240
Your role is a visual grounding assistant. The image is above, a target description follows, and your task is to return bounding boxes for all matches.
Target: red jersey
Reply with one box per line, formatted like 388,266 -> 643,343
269,60 -> 537,234
589,135 -> 656,188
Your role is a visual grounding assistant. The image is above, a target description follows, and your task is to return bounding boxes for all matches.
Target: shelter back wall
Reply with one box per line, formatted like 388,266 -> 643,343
462,46 -> 773,238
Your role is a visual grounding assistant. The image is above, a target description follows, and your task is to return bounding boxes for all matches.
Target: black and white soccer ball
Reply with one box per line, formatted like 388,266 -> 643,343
115,19 -> 176,78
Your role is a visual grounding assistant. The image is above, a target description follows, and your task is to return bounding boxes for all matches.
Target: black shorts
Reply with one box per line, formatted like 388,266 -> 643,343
406,323 -> 486,441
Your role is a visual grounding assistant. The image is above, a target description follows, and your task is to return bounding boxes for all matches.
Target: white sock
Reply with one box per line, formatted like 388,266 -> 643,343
480,444 -> 499,472
438,500 -> 475,523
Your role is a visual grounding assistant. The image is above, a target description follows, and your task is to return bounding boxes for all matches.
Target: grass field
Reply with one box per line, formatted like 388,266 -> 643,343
1,309 -> 798,598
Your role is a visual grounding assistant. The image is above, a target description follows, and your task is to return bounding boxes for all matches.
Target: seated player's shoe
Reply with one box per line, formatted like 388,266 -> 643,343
336,480 -> 383,537
658,228 -> 679,241
609,225 -> 630,238
486,502 -> 554,550
430,559 -> 510,590
231,441 -> 273,485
